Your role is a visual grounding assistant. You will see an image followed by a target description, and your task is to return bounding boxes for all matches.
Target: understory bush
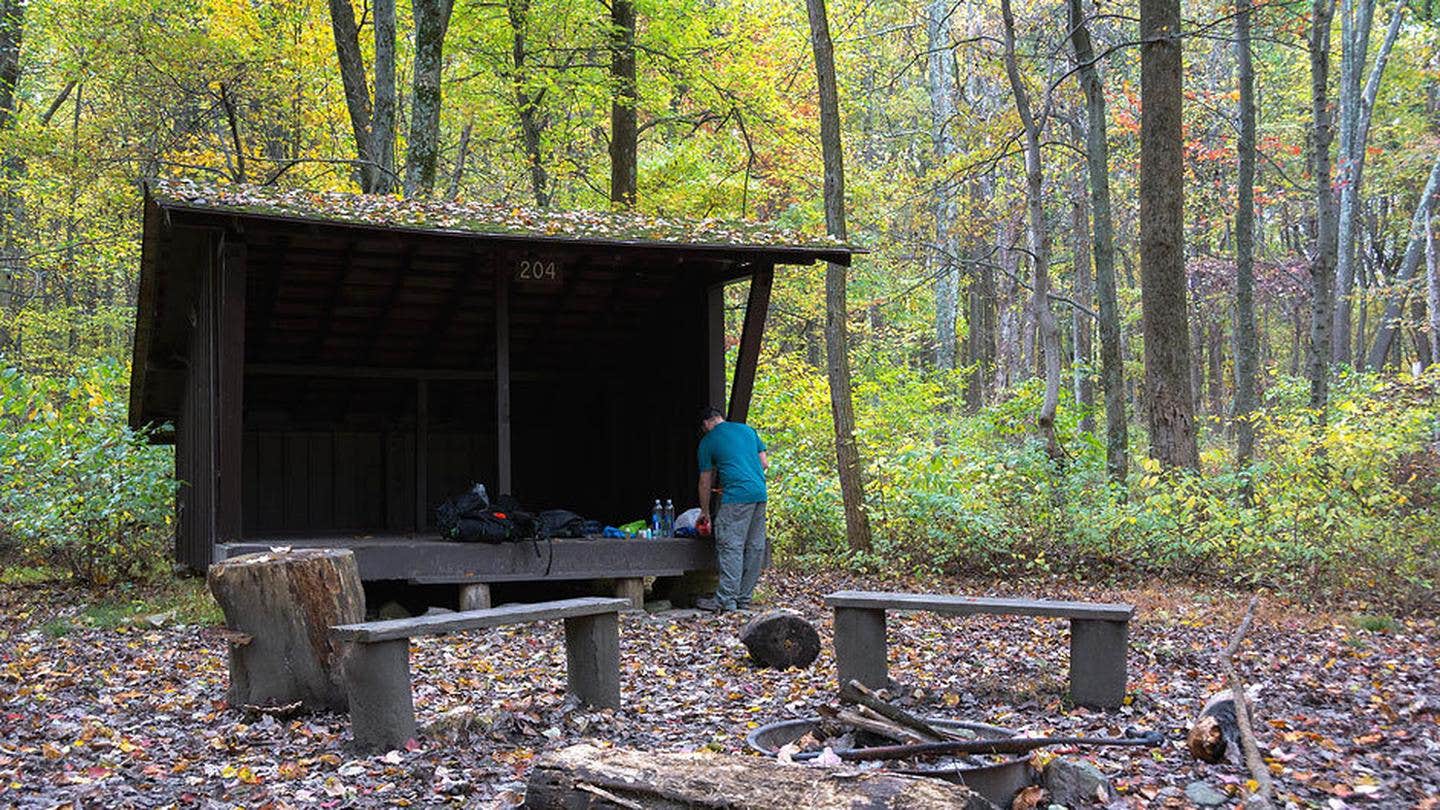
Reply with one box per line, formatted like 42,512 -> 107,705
756,356 -> 1440,611
0,361 -> 176,584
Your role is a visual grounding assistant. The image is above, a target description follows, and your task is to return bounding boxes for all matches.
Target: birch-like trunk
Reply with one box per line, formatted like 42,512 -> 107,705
927,0 -> 960,370
404,0 -> 455,198
1366,153 -> 1440,369
1427,215 -> 1439,364
805,0 -> 872,552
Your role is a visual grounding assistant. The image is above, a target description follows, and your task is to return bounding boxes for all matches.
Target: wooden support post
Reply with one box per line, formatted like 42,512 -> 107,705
833,607 -> 888,691
414,379 -> 428,531
216,238 -> 246,545
727,263 -> 774,423
459,583 -> 492,611
614,578 -> 645,610
345,639 -> 416,752
495,261 -> 512,495
186,233 -> 219,570
707,283 -> 726,408
563,612 -> 620,708
1069,618 -> 1129,709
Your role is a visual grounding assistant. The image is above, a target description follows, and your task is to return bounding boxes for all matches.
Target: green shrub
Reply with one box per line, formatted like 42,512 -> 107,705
0,361 -> 176,585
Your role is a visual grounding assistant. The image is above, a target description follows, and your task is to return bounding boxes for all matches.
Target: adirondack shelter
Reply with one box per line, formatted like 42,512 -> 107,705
128,180 -> 854,585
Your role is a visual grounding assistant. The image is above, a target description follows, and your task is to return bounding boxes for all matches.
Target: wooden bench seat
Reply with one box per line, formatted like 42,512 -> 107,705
332,596 -> 629,751
824,590 -> 1136,709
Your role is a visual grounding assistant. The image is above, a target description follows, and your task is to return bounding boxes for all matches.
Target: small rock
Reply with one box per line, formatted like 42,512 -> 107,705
1184,781 -> 1228,807
422,606 -> 454,617
422,706 -> 482,739
376,600 -> 410,620
643,600 -> 673,613
1041,757 -> 1117,807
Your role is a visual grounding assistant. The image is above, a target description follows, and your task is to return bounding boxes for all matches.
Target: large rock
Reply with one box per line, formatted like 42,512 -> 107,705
1041,757 -> 1118,807
1185,781 -> 1228,807
738,610 -> 821,669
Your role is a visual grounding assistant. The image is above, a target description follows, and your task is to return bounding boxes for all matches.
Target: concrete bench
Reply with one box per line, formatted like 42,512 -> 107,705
824,591 -> 1135,709
331,597 -> 628,751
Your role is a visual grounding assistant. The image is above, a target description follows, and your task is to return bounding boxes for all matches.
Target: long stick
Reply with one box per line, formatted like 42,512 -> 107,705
790,730 -> 1163,761
1221,595 -> 1276,808
840,679 -> 956,742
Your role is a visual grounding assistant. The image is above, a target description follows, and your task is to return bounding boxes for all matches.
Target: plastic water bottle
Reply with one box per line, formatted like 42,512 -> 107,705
651,499 -> 663,537
663,499 -> 675,536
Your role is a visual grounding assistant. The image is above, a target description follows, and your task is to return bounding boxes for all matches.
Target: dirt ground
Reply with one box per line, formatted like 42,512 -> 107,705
2,568 -> 1436,808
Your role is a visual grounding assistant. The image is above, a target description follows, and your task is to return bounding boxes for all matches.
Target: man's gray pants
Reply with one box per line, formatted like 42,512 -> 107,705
713,501 -> 766,610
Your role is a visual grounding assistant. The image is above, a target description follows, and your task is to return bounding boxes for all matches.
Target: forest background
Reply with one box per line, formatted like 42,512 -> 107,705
0,0 -> 1437,610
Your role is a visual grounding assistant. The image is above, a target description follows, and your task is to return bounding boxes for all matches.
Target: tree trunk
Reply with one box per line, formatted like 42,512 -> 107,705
207,548 -> 365,712
1140,0 -> 1199,467
1427,214 -> 1439,363
0,0 -> 22,132
404,0 -> 455,198
1235,0 -> 1260,479
508,0 -> 549,207
1071,181 -> 1095,433
1068,0 -> 1127,482
326,0 -> 375,191
1308,0 -> 1339,415
609,0 -> 637,207
373,0 -> 398,194
525,744 -> 994,809
927,0 -> 960,371
1366,153 -> 1440,368
1000,0 -> 1062,460
806,0 -> 872,552
1333,0 -> 1405,363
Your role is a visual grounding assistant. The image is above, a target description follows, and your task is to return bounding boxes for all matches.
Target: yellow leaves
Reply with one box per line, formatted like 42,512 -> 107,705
41,742 -> 66,760
276,760 -> 306,780
220,763 -> 262,784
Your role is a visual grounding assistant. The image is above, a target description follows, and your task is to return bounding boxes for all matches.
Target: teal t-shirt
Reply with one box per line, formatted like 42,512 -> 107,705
697,421 -> 768,503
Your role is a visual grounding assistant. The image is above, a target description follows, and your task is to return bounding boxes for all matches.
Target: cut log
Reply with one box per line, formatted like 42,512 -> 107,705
524,743 -> 998,809
207,547 -> 365,712
738,610 -> 821,669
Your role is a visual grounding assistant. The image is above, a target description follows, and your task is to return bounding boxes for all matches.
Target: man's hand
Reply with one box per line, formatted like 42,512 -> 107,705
697,469 -> 716,520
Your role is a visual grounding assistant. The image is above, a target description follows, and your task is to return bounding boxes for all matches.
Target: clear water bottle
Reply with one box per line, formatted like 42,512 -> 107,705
663,499 -> 675,536
651,499 -> 663,537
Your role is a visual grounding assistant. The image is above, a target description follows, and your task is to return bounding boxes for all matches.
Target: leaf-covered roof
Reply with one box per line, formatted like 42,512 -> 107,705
145,178 -> 853,254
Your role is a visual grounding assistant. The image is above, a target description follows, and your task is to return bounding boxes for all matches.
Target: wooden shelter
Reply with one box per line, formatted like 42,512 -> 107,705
128,179 -> 854,586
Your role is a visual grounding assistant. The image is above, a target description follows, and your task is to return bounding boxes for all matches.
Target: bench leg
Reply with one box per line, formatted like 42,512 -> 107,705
834,607 -> 888,690
614,578 -> 645,611
345,639 -> 416,752
564,613 -> 620,708
1069,619 -> 1128,709
459,583 -> 491,611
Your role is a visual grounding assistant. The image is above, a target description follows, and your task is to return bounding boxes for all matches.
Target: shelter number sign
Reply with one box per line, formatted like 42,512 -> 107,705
514,258 -> 563,287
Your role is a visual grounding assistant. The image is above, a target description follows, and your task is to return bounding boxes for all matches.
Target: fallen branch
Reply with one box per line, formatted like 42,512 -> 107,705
790,730 -> 1164,761
828,707 -> 927,744
1221,594 -> 1276,808
840,679 -> 957,741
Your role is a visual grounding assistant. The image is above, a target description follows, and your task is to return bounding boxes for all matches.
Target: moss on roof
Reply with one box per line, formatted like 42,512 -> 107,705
146,178 -> 850,252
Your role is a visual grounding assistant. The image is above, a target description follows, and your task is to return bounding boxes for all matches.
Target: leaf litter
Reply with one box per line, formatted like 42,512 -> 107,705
1,571 -> 1436,808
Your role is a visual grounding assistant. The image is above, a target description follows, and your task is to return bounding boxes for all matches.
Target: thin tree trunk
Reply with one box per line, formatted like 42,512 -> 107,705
1308,0 -> 1338,414
1427,214 -> 1439,364
326,0 -> 375,191
1068,0 -> 1127,482
1140,0 -> 1199,467
1366,153 -> 1440,368
609,0 -> 637,207
927,0 -> 960,371
508,0 -> 549,207
805,0 -> 872,552
447,120 -> 472,199
1071,181 -> 1095,432
1333,0 -> 1406,362
1235,0 -> 1260,480
999,0 -> 1062,459
0,0 -> 22,133
404,0 -> 455,198
373,0 -> 398,194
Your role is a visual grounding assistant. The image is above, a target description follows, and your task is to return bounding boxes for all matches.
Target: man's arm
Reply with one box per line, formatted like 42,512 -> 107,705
758,450 -> 769,470
698,469 -> 716,518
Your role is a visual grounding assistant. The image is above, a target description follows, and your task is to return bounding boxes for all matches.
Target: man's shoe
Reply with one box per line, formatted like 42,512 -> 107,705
695,596 -> 723,612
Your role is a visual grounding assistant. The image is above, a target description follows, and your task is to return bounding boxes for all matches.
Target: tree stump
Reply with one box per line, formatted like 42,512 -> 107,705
207,547 -> 365,712
739,610 -> 821,669
524,743 -> 997,809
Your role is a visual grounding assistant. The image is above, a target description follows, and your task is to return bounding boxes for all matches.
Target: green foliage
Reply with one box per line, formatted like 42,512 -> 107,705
1349,614 -> 1400,634
758,357 -> 1440,610
0,361 -> 177,585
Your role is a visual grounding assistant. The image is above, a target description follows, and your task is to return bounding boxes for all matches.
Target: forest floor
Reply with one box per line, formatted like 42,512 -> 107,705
1,568 -> 1437,809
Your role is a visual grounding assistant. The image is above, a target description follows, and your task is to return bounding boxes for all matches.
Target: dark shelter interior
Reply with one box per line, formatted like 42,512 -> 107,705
128,181 -> 854,577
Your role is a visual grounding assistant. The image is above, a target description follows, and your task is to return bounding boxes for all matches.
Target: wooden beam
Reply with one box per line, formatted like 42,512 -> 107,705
414,379 -> 428,531
216,238 -> 247,545
495,257 -> 512,495
707,282 -> 726,409
726,264 -> 773,423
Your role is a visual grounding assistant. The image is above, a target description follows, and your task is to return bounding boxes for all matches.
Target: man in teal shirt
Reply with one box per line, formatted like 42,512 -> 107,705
694,406 -> 768,613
